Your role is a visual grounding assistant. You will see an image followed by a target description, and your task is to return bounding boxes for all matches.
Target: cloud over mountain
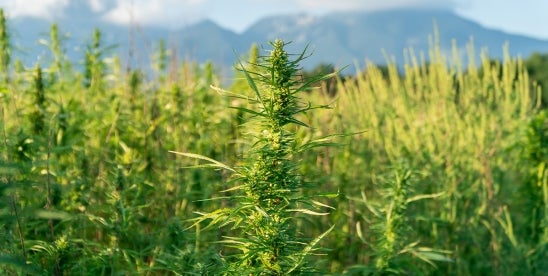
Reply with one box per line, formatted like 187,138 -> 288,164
1,0 -> 459,29
294,0 -> 458,12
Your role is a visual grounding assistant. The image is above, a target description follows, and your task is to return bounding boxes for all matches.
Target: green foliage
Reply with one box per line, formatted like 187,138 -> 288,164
525,52 -> 548,107
153,39 -> 170,84
83,28 -> 108,91
175,39 -> 336,274
0,9 -> 10,85
0,8 -> 548,275
519,110 -> 548,270
316,41 -> 545,274
301,63 -> 339,97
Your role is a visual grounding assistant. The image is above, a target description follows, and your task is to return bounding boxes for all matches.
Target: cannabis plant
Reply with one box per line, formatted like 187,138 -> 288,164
172,40 -> 337,274
0,8 -> 10,85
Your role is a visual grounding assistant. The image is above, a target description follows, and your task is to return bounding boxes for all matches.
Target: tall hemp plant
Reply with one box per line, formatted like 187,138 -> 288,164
0,9 -> 10,86
172,40 -> 338,274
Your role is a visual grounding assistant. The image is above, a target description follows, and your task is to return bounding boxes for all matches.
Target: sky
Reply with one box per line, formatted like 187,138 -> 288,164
0,0 -> 547,40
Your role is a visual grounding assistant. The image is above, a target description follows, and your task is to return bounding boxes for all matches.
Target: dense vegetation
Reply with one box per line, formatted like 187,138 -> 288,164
1,11 -> 548,274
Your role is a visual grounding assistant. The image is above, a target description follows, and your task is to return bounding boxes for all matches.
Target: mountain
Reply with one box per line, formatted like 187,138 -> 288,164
172,19 -> 244,66
6,8 -> 548,74
242,9 -> 548,69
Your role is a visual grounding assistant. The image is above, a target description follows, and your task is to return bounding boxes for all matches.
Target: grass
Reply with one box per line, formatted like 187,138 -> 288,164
0,12 -> 547,274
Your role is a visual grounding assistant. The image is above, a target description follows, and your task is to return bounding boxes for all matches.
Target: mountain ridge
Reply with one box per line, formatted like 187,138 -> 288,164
5,8 -> 548,73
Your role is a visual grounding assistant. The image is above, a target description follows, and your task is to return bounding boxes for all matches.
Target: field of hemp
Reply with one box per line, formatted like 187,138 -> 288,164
1,10 -> 547,274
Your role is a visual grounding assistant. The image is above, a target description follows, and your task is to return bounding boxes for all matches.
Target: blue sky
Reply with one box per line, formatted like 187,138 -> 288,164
1,0 -> 547,39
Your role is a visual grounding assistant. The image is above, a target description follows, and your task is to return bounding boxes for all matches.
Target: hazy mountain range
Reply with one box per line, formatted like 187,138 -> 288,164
7,7 -> 548,74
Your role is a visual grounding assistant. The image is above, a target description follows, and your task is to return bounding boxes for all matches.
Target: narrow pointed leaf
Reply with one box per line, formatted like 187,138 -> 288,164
169,151 -> 235,172
287,209 -> 329,216
288,224 -> 336,273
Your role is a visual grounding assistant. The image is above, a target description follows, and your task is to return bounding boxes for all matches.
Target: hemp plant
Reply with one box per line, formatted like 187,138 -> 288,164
0,9 -> 10,85
172,40 -> 337,274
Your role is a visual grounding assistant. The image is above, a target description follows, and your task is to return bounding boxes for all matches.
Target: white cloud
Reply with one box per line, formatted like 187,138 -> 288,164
294,0 -> 457,12
0,0 -> 461,31
88,0 -> 106,12
102,0 -> 207,28
103,0 -> 439,28
0,0 -> 70,19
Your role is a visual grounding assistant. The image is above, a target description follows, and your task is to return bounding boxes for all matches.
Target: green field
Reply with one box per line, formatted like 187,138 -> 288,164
1,12 -> 547,275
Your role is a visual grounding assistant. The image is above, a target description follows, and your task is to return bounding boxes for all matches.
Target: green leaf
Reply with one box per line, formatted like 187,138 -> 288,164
169,151 -> 236,172
297,131 -> 365,152
288,224 -> 335,273
284,116 -> 309,128
406,192 -> 445,203
413,250 -> 454,263
310,200 -> 335,210
286,209 -> 329,216
230,106 -> 266,117
239,61 -> 264,107
495,206 -> 518,248
34,210 -> 72,220
295,71 -> 339,94
356,221 -> 367,244
406,245 -> 453,267
344,265 -> 375,274
187,208 -> 232,230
